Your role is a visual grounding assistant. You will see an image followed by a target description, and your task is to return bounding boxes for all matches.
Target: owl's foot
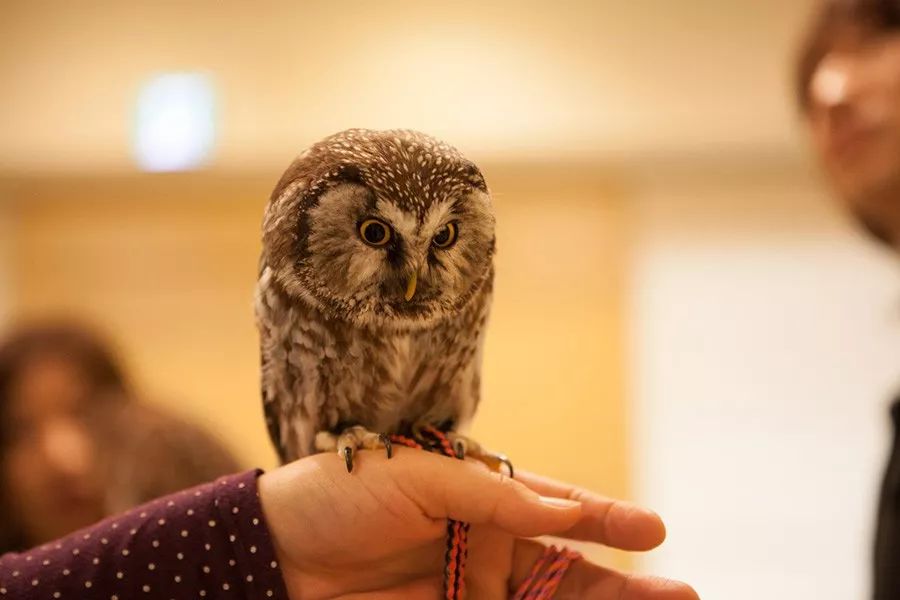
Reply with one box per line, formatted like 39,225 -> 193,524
315,427 -> 393,473
419,428 -> 514,478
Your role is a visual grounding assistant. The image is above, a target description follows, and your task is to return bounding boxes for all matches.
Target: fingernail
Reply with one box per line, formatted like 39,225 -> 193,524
538,496 -> 581,509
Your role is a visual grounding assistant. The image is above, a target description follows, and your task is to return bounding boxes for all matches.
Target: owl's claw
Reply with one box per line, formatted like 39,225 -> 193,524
498,454 -> 515,479
315,427 -> 393,473
343,447 -> 354,472
444,431 -> 515,478
478,451 -> 514,478
453,439 -> 465,460
379,433 -> 393,460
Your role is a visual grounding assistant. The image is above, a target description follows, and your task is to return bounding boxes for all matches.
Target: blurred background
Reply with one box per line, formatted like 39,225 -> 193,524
0,1 -> 895,598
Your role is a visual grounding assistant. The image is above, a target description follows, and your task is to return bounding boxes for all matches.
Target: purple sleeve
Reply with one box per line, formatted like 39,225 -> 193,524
0,470 -> 290,599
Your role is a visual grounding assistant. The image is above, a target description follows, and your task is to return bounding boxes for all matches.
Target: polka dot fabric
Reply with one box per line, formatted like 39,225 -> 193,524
0,470 -> 288,599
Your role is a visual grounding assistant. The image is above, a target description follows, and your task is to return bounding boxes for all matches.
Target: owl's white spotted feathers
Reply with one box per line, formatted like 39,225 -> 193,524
255,129 -> 496,464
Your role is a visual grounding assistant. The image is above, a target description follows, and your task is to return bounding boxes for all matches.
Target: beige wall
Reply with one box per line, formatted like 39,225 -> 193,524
0,0 -> 816,174
3,174 -> 271,464
0,202 -> 13,325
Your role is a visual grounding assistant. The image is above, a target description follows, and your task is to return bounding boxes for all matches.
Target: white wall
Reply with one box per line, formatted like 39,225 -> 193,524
630,164 -> 900,599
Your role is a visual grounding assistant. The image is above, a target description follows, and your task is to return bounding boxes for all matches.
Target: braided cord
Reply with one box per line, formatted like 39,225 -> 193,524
512,546 -> 581,600
389,429 -> 578,599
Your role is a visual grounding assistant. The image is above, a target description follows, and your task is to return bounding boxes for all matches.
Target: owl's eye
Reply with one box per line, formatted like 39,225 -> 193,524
432,222 -> 458,249
359,219 -> 392,247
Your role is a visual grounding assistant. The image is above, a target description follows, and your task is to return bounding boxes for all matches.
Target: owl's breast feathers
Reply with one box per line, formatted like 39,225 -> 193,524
256,265 -> 492,462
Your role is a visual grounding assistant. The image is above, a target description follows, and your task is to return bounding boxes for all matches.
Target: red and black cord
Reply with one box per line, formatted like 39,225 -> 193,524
390,427 -> 579,599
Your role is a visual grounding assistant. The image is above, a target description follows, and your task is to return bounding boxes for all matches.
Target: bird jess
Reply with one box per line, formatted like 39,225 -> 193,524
255,128 -> 510,474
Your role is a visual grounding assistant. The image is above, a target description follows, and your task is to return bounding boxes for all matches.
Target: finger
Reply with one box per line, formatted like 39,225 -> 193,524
394,449 -> 584,538
515,470 -> 666,551
511,539 -> 700,600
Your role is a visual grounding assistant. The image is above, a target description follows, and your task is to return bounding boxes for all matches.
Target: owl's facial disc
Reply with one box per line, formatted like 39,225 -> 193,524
299,182 -> 494,329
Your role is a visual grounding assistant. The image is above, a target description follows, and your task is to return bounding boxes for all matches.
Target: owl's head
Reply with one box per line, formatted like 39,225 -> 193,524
261,129 -> 495,330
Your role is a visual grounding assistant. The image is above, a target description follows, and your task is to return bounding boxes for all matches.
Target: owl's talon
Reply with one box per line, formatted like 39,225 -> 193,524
379,433 -> 393,459
319,427 -> 394,473
498,454 -> 514,478
453,439 -> 466,460
442,431 -> 514,477
343,447 -> 354,473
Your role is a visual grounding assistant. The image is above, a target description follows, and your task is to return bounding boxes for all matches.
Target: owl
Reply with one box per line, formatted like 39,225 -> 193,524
255,129 -> 507,473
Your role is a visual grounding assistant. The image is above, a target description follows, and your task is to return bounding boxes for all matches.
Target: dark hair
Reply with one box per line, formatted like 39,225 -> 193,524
796,0 -> 900,111
0,321 -> 130,551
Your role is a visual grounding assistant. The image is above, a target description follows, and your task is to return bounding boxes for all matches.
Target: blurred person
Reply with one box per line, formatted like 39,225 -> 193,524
0,321 -> 238,553
799,0 -> 900,597
96,399 -> 240,513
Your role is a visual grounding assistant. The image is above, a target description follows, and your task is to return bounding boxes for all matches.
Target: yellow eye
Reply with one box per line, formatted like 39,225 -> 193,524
432,222 -> 458,249
358,219 -> 392,247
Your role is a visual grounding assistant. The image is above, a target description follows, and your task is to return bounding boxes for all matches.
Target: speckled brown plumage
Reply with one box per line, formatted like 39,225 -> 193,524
255,129 -> 495,463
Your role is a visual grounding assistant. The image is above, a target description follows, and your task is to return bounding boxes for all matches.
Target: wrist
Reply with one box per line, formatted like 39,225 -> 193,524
257,464 -> 322,599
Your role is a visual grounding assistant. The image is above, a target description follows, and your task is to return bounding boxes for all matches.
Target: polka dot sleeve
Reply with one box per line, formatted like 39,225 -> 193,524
0,470 -> 289,599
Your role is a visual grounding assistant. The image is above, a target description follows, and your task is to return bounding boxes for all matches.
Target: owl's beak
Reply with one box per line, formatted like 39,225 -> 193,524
404,271 -> 418,301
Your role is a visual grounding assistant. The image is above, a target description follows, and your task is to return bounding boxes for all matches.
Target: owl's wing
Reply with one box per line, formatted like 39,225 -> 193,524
260,356 -> 288,465
449,268 -> 493,431
255,262 -> 290,465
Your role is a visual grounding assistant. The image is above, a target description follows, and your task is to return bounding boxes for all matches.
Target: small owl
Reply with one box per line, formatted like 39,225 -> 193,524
255,129 -> 506,472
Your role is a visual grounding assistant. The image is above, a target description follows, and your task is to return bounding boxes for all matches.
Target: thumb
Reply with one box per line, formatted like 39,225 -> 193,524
400,450 -> 583,537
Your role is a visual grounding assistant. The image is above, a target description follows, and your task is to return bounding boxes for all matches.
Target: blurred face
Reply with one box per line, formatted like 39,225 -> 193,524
807,23 -> 900,245
2,357 -> 106,545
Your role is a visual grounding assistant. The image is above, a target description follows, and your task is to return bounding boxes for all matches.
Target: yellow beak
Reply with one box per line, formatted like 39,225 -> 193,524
404,271 -> 418,301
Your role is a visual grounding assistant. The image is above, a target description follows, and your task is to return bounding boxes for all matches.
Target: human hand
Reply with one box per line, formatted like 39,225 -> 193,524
258,448 -> 698,599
